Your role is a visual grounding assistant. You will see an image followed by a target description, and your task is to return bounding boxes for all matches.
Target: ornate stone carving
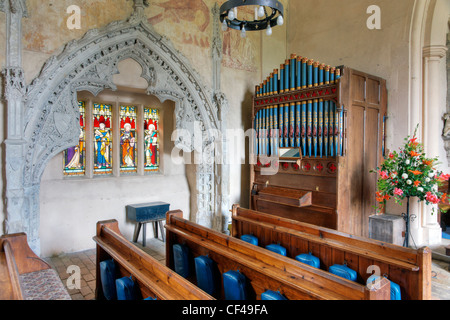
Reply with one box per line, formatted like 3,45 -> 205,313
2,0 -> 230,254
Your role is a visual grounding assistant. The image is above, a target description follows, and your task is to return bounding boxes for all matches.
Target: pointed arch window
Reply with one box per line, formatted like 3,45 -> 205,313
63,101 -> 86,176
62,99 -> 161,177
93,103 -> 113,175
120,105 -> 137,174
144,108 -> 160,172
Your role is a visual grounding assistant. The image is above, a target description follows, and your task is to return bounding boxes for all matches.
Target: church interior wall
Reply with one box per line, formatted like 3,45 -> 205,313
0,0 -> 263,256
1,0 -> 449,255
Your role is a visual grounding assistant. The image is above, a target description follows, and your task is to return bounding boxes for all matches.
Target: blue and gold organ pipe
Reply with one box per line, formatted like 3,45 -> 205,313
254,54 -> 345,159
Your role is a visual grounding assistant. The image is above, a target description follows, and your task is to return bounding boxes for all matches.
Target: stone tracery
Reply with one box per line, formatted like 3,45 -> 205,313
2,0 -> 229,254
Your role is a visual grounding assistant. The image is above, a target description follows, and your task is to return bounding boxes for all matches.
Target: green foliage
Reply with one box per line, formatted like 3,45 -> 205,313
372,125 -> 449,212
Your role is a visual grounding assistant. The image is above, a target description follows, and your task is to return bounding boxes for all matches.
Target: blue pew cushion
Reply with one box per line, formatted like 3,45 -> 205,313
240,234 -> 258,246
329,264 -> 357,281
366,275 -> 401,300
173,244 -> 190,278
261,290 -> 288,300
295,253 -> 320,268
194,255 -> 216,295
265,244 -> 287,256
116,276 -> 141,300
223,270 -> 247,300
99,259 -> 117,300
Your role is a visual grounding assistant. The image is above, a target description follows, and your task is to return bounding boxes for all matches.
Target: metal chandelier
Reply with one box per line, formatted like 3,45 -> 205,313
220,0 -> 284,37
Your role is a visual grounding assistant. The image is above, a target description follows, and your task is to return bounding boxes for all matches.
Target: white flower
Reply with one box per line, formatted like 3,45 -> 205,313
407,180 -> 412,185
390,173 -> 397,179
428,172 -> 434,178
405,159 -> 410,165
402,173 -> 408,179
417,187 -> 424,192
425,178 -> 430,183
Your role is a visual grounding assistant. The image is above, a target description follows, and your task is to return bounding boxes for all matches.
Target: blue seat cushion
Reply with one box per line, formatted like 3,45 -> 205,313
265,244 -> 287,256
261,290 -> 288,300
194,255 -> 216,295
329,264 -> 357,281
295,253 -> 320,268
366,275 -> 401,300
173,244 -> 190,278
99,259 -> 117,300
240,234 -> 258,246
223,270 -> 247,300
116,276 -> 141,300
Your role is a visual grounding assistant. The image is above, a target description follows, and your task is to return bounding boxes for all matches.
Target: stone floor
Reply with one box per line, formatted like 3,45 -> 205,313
44,238 -> 450,300
43,238 -> 166,300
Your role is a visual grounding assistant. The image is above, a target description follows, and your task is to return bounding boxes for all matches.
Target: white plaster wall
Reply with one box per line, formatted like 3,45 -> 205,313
38,58 -> 194,257
40,59 -> 192,256
287,0 -> 415,154
1,1 -> 261,255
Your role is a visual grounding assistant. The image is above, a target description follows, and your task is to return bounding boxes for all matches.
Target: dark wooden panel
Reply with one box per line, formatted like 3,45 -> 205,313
256,199 -> 337,230
366,78 -> 381,105
351,73 -> 366,103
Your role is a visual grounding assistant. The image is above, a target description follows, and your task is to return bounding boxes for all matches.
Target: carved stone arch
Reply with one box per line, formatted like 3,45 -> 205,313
6,11 -> 228,254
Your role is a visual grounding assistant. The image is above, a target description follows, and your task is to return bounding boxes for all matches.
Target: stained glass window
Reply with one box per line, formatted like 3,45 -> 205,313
120,105 -> 137,173
63,101 -> 86,176
93,103 -> 113,175
144,108 -> 160,172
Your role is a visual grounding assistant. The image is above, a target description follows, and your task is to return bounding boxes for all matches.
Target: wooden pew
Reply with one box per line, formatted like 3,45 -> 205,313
0,233 -> 71,300
165,210 -> 390,300
231,204 -> 432,300
93,219 -> 214,300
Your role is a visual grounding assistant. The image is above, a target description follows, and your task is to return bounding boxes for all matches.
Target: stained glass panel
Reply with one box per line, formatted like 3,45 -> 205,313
144,108 -> 160,172
63,101 -> 86,176
93,103 -> 113,175
120,105 -> 137,173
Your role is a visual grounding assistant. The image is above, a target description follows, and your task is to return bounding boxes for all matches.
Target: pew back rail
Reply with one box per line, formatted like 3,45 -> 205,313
0,233 -> 70,300
231,204 -> 432,300
165,210 -> 390,300
93,219 -> 214,300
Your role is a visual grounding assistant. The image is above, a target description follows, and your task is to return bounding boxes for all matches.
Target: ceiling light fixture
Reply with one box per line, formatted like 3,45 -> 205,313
220,0 -> 284,38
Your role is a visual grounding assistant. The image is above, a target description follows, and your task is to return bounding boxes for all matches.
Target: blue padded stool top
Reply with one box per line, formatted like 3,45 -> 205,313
173,244 -> 190,278
223,270 -> 247,300
265,244 -> 287,256
116,276 -> 141,300
329,264 -> 357,282
295,253 -> 320,268
366,275 -> 401,300
194,255 -> 216,295
99,259 -> 117,300
126,202 -> 170,222
261,290 -> 288,300
240,234 -> 258,246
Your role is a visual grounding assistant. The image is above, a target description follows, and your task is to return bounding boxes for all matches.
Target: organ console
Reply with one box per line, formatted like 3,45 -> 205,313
250,54 -> 388,238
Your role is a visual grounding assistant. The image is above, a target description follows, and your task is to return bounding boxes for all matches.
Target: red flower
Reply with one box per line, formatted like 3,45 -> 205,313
409,137 -> 419,148
378,170 -> 389,179
425,192 -> 440,204
394,188 -> 403,196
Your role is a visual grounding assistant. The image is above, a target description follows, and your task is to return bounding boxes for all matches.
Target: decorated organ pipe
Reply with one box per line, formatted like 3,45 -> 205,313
254,54 -> 346,159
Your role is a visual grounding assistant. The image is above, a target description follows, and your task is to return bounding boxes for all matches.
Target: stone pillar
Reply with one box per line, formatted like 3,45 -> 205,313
1,1 -> 35,251
422,45 -> 447,246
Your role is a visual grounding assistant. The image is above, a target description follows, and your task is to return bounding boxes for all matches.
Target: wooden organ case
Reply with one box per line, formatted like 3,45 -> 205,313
250,55 -> 387,238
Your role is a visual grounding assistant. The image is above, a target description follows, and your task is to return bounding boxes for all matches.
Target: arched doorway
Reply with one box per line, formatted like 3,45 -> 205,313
3,3 -> 229,255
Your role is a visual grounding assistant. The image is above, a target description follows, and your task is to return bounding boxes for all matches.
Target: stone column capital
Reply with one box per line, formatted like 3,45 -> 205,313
422,45 -> 448,59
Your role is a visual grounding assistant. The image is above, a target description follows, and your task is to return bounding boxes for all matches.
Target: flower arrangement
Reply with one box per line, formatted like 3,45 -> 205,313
373,126 -> 449,213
